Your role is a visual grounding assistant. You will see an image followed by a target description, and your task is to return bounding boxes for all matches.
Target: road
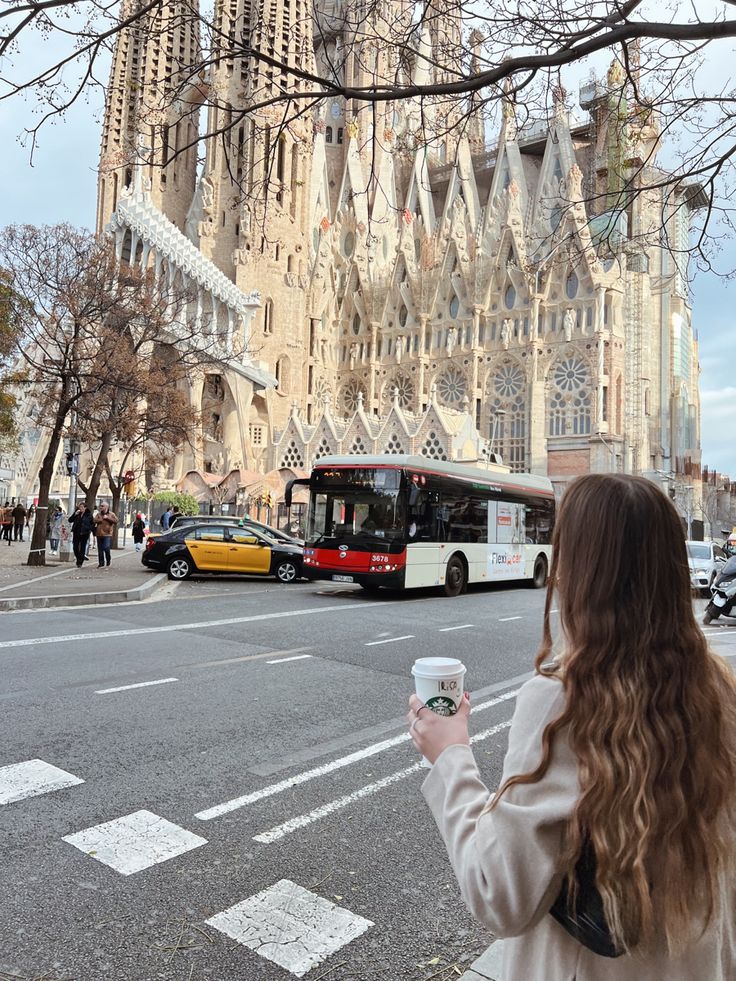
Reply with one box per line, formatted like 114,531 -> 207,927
1,577 -> 734,981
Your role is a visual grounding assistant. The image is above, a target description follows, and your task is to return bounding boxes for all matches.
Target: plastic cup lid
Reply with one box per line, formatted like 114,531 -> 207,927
412,657 -> 466,678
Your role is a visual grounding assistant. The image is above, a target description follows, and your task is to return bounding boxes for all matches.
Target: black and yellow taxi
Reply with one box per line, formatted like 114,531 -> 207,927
141,522 -> 303,583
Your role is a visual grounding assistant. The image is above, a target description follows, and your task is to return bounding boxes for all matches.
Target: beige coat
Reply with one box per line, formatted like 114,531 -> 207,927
421,674 -> 735,981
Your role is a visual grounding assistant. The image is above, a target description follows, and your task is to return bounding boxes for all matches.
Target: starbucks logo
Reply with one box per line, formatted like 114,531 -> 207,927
426,695 -> 457,717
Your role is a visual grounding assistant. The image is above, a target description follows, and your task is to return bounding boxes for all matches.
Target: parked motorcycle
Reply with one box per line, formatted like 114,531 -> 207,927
703,554 -> 736,625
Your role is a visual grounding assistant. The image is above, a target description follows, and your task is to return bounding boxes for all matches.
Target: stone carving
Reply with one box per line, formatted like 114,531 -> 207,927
349,341 -> 359,369
446,325 -> 457,356
500,318 -> 511,350
395,333 -> 404,364
567,164 -> 583,200
564,307 -> 575,341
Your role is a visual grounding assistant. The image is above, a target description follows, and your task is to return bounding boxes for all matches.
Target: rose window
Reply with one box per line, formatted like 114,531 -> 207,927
493,363 -> 524,398
342,378 -> 366,414
553,357 -> 588,392
314,377 -> 332,406
383,374 -> 415,409
436,366 -> 467,406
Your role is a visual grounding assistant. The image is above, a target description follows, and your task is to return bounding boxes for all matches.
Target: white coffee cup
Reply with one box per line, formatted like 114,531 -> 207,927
411,657 -> 467,767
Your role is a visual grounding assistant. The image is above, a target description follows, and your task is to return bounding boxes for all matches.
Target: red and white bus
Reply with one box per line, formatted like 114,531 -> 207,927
287,455 -> 555,596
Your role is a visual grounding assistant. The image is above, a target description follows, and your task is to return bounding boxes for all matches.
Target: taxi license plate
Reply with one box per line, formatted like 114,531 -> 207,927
332,574 -> 354,583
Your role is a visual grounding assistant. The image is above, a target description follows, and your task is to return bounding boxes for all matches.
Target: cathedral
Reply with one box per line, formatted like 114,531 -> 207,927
4,0 -> 705,521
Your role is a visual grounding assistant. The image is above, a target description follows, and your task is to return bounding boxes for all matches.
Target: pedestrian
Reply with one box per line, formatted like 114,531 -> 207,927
49,506 -> 64,555
160,506 -> 173,531
25,503 -> 35,531
408,473 -> 736,980
93,503 -> 118,568
132,512 -> 146,552
69,503 -> 94,568
170,506 -> 182,526
0,503 -> 12,545
11,501 -> 26,541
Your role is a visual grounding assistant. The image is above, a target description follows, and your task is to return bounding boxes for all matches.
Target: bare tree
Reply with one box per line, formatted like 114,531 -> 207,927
2,2 -> 736,262
0,225 -> 223,565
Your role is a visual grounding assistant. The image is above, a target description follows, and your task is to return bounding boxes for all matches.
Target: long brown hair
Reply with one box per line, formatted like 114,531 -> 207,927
494,474 -> 736,954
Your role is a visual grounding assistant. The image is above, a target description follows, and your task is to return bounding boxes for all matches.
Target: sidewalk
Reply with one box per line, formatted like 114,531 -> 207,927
0,536 -> 166,611
458,941 -> 503,981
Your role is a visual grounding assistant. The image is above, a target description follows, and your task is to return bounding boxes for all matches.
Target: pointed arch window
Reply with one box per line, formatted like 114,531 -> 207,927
548,356 -> 592,436
326,126 -> 333,143
263,299 -> 274,336
566,270 -> 579,299
504,284 -> 516,310
487,361 -> 527,472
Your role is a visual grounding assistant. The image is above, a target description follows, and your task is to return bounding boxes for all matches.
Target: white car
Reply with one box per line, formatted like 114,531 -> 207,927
687,541 -> 728,595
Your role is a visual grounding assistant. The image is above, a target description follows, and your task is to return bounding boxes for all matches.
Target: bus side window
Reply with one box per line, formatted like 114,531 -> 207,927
525,500 -> 553,544
408,489 -> 435,540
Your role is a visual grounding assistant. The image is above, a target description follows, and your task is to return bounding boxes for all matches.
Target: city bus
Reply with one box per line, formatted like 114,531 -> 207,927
286,455 -> 555,596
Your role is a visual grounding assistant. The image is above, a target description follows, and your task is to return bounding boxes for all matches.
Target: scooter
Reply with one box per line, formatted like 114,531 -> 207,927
703,554 -> 736,625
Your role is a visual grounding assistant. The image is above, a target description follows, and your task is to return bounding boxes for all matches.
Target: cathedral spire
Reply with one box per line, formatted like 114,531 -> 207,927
97,0 -> 202,236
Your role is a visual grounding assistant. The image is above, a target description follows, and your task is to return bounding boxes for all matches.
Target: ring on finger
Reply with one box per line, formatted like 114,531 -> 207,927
410,717 -> 420,732
415,704 -> 428,716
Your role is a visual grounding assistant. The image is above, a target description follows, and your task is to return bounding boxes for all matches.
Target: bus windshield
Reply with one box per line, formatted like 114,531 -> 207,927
308,468 -> 406,544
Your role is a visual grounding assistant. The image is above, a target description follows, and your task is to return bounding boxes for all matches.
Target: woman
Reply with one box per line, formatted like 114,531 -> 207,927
408,474 -> 736,979
49,506 -> 63,555
131,512 -> 146,552
93,503 -> 118,568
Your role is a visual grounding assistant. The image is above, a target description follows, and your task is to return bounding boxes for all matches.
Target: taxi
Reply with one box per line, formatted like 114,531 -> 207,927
141,522 -> 302,582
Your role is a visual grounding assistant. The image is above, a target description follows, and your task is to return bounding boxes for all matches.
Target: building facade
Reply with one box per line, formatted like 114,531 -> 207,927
2,2 -> 706,519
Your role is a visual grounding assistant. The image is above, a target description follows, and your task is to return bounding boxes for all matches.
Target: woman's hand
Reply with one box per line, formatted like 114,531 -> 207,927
407,692 -> 471,765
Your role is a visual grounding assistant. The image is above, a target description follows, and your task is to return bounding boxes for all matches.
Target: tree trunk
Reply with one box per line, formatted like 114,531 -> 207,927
110,485 -> 123,548
27,396 -> 70,566
83,429 -> 115,508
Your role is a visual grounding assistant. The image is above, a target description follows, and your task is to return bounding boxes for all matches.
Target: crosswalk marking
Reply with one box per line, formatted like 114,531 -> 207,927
206,879 -> 373,978
0,759 -> 84,806
62,809 -> 207,875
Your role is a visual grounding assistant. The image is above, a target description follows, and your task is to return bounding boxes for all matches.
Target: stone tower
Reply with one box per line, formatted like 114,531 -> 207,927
96,0 -> 201,235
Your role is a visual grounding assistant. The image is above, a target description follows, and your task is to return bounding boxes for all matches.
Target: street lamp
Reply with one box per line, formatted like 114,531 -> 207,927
487,409 -> 507,469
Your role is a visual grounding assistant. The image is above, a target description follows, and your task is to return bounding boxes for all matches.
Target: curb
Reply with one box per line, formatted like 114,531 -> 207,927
0,573 -> 167,612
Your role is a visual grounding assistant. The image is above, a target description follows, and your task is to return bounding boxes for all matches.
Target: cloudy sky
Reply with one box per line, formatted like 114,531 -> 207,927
1,59 -> 734,477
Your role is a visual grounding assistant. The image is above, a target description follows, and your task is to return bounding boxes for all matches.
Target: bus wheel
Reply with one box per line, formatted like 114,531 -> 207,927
444,555 -> 467,597
530,555 -> 548,589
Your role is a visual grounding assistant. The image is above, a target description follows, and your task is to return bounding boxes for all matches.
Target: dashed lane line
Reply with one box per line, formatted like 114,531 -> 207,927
498,616 -> 523,622
364,635 -> 414,647
439,624 -> 474,632
95,677 -> 179,694
266,654 -> 313,664
195,687 -> 520,822
253,719 -> 513,844
0,601 -> 389,650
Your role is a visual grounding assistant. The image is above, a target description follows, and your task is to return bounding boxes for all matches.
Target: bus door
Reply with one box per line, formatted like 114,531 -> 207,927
405,484 -> 442,588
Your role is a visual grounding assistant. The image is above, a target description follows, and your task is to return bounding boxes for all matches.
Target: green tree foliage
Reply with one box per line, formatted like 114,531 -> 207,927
150,491 -> 200,515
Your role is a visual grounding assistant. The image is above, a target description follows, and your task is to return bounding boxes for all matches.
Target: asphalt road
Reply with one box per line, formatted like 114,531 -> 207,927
1,577 -> 734,981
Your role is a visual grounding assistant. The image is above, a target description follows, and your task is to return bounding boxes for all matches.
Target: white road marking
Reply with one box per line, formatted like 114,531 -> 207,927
0,601 -> 384,649
439,624 -> 474,632
197,688 -> 521,822
266,654 -> 313,664
197,647 -> 312,668
0,759 -> 84,806
498,616 -> 523,622
254,720 -> 513,844
206,879 -> 373,978
365,634 -> 414,646
62,809 -> 207,875
95,677 -> 178,694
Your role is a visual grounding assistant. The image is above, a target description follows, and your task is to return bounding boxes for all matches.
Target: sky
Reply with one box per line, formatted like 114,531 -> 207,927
0,56 -> 735,478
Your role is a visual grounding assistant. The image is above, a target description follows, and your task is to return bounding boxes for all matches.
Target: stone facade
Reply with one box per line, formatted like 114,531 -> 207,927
21,0 -> 700,516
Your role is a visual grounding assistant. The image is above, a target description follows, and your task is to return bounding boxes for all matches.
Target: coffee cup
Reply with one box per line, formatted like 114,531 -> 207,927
411,657 -> 467,767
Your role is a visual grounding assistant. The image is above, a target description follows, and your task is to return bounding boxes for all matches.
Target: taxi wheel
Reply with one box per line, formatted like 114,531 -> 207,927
167,556 -> 193,580
275,559 -> 298,583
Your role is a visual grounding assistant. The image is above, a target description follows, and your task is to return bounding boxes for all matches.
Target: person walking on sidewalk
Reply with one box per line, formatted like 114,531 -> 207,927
11,501 -> 26,542
132,512 -> 146,552
408,473 -> 736,981
49,506 -> 64,555
70,503 -> 94,568
0,503 -> 12,545
94,504 -> 118,568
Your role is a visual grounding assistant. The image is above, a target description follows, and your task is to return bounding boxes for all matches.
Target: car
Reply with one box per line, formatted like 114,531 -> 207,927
142,522 -> 303,583
169,513 -> 302,545
686,540 -> 728,596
